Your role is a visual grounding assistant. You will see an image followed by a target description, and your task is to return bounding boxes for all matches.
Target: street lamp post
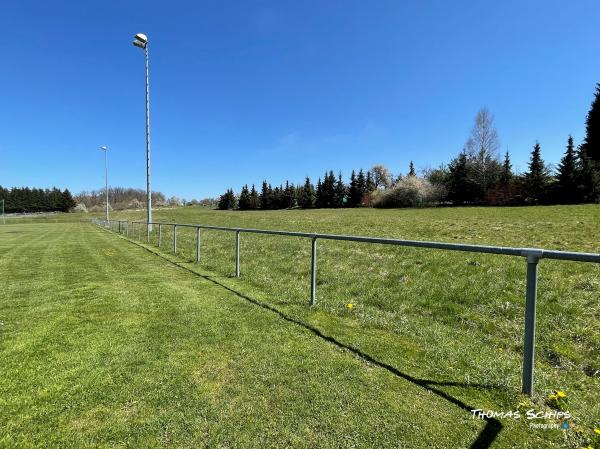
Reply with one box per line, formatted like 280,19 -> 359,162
132,33 -> 152,231
99,146 -> 109,225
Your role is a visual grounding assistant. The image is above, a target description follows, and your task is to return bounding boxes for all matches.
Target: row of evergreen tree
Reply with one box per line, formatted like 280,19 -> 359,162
440,135 -> 598,205
218,169 -> 379,210
439,84 -> 600,205
0,186 -> 76,213
218,83 -> 600,209
219,135 -> 598,210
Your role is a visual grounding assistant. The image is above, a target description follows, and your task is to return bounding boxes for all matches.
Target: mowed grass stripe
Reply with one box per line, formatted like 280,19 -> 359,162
1,223 -> 485,448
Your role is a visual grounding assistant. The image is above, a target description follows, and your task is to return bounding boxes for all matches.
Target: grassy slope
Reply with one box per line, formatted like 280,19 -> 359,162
1,222 -> 484,448
102,204 -> 600,448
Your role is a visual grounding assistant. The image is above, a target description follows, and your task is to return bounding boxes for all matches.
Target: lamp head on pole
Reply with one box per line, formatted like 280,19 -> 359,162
99,146 -> 108,151
133,33 -> 148,49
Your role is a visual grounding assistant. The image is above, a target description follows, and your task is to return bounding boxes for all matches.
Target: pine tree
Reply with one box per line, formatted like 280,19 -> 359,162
557,136 -> 579,203
365,171 -> 376,192
283,181 -> 294,208
249,184 -> 260,209
582,83 -> 600,164
260,181 -> 270,210
333,172 -> 346,207
576,144 -> 599,202
49,187 -> 63,211
238,185 -> 250,210
320,171 -> 336,207
348,170 -> 360,207
271,186 -> 279,209
299,177 -> 315,208
315,178 -> 323,208
408,161 -> 416,177
61,189 -> 76,212
525,142 -> 550,203
448,152 -> 478,204
578,84 -> 600,201
218,189 -> 237,210
499,151 -> 513,185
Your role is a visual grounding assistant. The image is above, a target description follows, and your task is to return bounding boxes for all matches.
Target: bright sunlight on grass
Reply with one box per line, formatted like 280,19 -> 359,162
1,204 -> 599,448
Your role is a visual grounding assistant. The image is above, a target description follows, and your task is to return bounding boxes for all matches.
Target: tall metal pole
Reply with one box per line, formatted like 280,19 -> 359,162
144,43 -> 152,231
104,148 -> 109,224
99,146 -> 109,225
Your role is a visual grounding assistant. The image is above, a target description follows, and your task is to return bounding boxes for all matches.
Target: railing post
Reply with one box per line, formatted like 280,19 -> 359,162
173,225 -> 177,254
522,250 -> 542,396
310,236 -> 317,306
196,227 -> 201,263
147,222 -> 150,243
235,230 -> 240,277
158,223 -> 162,247
138,222 -> 141,241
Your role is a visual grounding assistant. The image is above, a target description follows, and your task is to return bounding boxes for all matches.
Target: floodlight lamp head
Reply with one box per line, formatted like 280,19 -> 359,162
134,33 -> 148,44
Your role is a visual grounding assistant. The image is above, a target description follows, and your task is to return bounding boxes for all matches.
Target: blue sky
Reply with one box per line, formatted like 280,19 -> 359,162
1,0 -> 599,199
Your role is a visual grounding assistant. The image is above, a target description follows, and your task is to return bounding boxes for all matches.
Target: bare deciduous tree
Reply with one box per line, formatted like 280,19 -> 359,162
465,108 -> 502,196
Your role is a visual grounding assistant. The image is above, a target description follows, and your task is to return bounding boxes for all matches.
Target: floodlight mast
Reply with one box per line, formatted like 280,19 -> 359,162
132,33 -> 152,231
99,146 -> 109,224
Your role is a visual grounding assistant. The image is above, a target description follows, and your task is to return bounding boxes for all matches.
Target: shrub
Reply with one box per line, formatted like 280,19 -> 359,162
73,203 -> 88,213
373,177 -> 441,208
128,198 -> 143,209
89,204 -> 113,213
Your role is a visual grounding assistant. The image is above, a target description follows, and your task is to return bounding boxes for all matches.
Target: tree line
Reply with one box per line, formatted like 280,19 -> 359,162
219,169 -> 379,210
75,188 -> 168,211
0,186 -> 76,213
217,83 -> 600,209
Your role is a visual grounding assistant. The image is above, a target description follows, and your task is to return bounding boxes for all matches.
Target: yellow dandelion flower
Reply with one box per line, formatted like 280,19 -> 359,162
548,394 -> 557,400
346,303 -> 354,310
557,391 -> 566,398
594,427 -> 600,435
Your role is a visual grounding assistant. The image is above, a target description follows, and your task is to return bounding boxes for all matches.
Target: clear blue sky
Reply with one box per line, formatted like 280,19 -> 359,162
1,0 -> 599,199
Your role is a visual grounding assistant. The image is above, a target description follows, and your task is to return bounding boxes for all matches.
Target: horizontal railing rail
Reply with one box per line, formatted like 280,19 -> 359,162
93,217 -> 600,397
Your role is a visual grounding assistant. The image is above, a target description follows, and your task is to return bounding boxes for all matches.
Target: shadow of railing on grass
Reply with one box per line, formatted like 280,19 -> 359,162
117,233 -> 503,449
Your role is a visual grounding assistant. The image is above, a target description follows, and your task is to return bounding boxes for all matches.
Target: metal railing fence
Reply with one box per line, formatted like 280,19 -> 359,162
93,218 -> 600,396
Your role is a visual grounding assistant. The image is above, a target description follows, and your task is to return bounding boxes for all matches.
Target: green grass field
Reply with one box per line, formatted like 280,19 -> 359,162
1,205 -> 599,448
